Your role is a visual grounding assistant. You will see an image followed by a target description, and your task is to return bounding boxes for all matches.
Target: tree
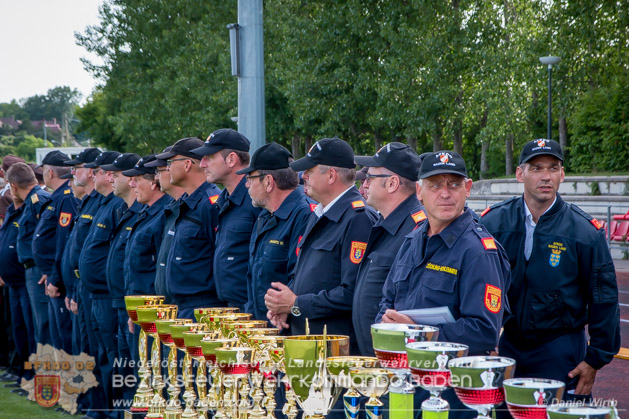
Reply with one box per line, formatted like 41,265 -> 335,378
21,86 -> 81,122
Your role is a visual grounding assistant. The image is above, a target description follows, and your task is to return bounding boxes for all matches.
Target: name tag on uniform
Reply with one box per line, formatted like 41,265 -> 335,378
168,230 -> 175,236
227,256 -> 234,261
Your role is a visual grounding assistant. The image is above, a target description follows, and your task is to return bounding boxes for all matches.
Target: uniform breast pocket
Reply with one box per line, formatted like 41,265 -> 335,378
225,220 -> 254,238
526,290 -> 567,331
263,242 -> 288,263
176,222 -> 205,259
390,263 -> 413,300
93,226 -> 111,242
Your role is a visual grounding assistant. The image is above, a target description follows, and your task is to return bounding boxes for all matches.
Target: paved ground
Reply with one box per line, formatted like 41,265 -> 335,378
593,258 -> 629,414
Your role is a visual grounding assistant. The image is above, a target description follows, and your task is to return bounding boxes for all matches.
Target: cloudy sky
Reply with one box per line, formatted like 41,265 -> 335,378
0,0 -> 103,104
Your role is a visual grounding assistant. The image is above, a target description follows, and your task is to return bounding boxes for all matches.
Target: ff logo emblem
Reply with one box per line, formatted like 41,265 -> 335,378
537,139 -> 546,147
439,153 -> 449,163
350,241 -> 367,264
59,212 -> 72,227
35,375 -> 60,407
484,284 -> 501,313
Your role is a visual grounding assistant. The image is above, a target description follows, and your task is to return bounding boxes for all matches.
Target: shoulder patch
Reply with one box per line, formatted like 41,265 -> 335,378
484,284 -> 502,313
64,189 -> 71,195
59,212 -> 72,227
31,194 -> 39,204
569,204 -> 601,230
481,237 -> 497,250
411,210 -> 427,224
480,207 -> 491,217
209,194 -> 219,204
351,200 -> 365,209
590,218 -> 603,230
309,203 -> 317,212
349,241 -> 367,264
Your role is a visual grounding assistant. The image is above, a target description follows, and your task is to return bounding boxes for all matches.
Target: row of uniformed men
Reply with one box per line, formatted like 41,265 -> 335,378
0,132 -> 620,418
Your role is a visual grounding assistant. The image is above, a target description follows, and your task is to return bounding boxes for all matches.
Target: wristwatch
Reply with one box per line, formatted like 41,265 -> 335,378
290,302 -> 301,317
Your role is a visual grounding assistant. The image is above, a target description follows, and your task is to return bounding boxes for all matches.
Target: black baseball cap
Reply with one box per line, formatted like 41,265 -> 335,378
192,128 -> 251,156
419,151 -> 468,179
156,137 -> 204,160
144,146 -> 171,168
84,151 -> 122,169
38,150 -> 71,168
122,154 -> 158,176
64,147 -> 101,165
519,139 -> 563,165
235,142 -> 292,175
356,166 -> 368,181
355,142 -> 421,182
100,153 -> 141,171
60,171 -> 73,180
290,137 -> 355,171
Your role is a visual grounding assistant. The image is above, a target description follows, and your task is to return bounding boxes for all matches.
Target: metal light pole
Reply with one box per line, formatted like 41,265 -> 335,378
539,56 -> 561,140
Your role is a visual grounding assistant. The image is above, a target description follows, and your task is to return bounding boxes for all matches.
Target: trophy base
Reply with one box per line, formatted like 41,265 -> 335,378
124,409 -> 148,419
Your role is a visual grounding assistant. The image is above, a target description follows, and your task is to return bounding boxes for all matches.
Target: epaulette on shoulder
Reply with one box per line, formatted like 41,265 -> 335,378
570,204 -> 603,230
471,223 -> 499,251
351,200 -> 365,210
64,189 -> 71,195
480,196 -> 519,217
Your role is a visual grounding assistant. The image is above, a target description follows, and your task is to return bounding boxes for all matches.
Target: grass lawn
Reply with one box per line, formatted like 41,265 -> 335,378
0,373 -> 75,418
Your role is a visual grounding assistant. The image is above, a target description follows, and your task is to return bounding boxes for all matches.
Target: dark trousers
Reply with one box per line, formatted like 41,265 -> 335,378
0,286 -> 18,373
48,295 -> 73,353
73,282 -> 90,355
116,307 -> 135,408
8,285 -> 35,381
24,266 -> 51,346
90,296 -> 119,415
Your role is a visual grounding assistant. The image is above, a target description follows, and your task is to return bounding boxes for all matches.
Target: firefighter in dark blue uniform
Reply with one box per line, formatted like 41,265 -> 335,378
265,138 -> 378,345
7,162 -> 52,346
377,151 -> 510,418
145,147 -> 185,301
156,138 -> 221,319
123,155 -> 172,361
78,150 -> 124,416
0,196 -> 35,385
352,143 -> 425,356
32,150 -> 77,353
62,148 -> 102,357
194,129 -> 262,311
235,142 -> 313,321
103,153 -> 142,407
480,139 -> 620,400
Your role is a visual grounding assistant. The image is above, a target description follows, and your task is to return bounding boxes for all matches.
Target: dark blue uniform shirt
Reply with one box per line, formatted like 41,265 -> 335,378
291,187 -> 378,340
377,209 -> 510,355
0,203 -> 26,286
245,187 -> 313,321
79,192 -> 124,296
155,197 -> 181,300
480,194 -> 620,369
106,200 -> 144,308
16,185 -> 51,264
165,182 -> 221,309
214,177 -> 262,306
353,194 -> 425,356
124,194 -> 172,296
32,180 -> 78,288
62,190 -> 101,300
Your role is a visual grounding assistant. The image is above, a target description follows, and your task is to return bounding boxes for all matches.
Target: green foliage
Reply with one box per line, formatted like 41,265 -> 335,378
568,74 -> 629,173
0,132 -> 46,162
21,86 -> 81,122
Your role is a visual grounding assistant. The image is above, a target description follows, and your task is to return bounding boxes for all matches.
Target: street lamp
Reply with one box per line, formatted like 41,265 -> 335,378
539,56 -> 561,140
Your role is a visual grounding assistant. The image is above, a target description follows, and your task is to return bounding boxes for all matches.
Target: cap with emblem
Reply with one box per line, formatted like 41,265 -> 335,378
144,146 -> 171,168
84,151 -> 122,169
155,137 -> 204,160
235,142 -> 292,175
63,147 -> 101,165
355,142 -> 421,181
100,153 -> 141,172
191,128 -> 251,157
418,150 -> 468,179
122,154 -> 158,176
290,137 -> 355,172
38,150 -> 71,168
518,139 -> 563,165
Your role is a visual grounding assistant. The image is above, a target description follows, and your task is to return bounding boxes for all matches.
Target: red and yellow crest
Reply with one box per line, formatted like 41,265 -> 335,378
481,237 -> 497,250
411,210 -> 426,224
35,375 -> 60,407
59,212 -> 72,227
590,218 -> 603,230
536,139 -> 546,147
350,241 -> 367,264
484,285 -> 501,313
351,200 -> 365,209
209,195 -> 219,204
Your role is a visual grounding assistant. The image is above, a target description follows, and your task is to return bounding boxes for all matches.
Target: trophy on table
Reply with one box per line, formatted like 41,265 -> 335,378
136,304 -> 178,419
183,330 -> 221,419
406,341 -> 469,418
155,318 -> 192,419
349,367 -> 395,419
123,295 -> 165,418
214,345 -> 254,418
503,378 -> 565,419
283,333 -> 350,419
326,356 -> 380,418
546,404 -> 612,419
448,356 -> 516,419
371,323 -> 439,419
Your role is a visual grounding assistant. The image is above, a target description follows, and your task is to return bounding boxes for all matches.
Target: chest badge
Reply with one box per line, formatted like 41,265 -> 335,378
548,242 -> 565,267
350,241 -> 367,264
59,212 -> 72,227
